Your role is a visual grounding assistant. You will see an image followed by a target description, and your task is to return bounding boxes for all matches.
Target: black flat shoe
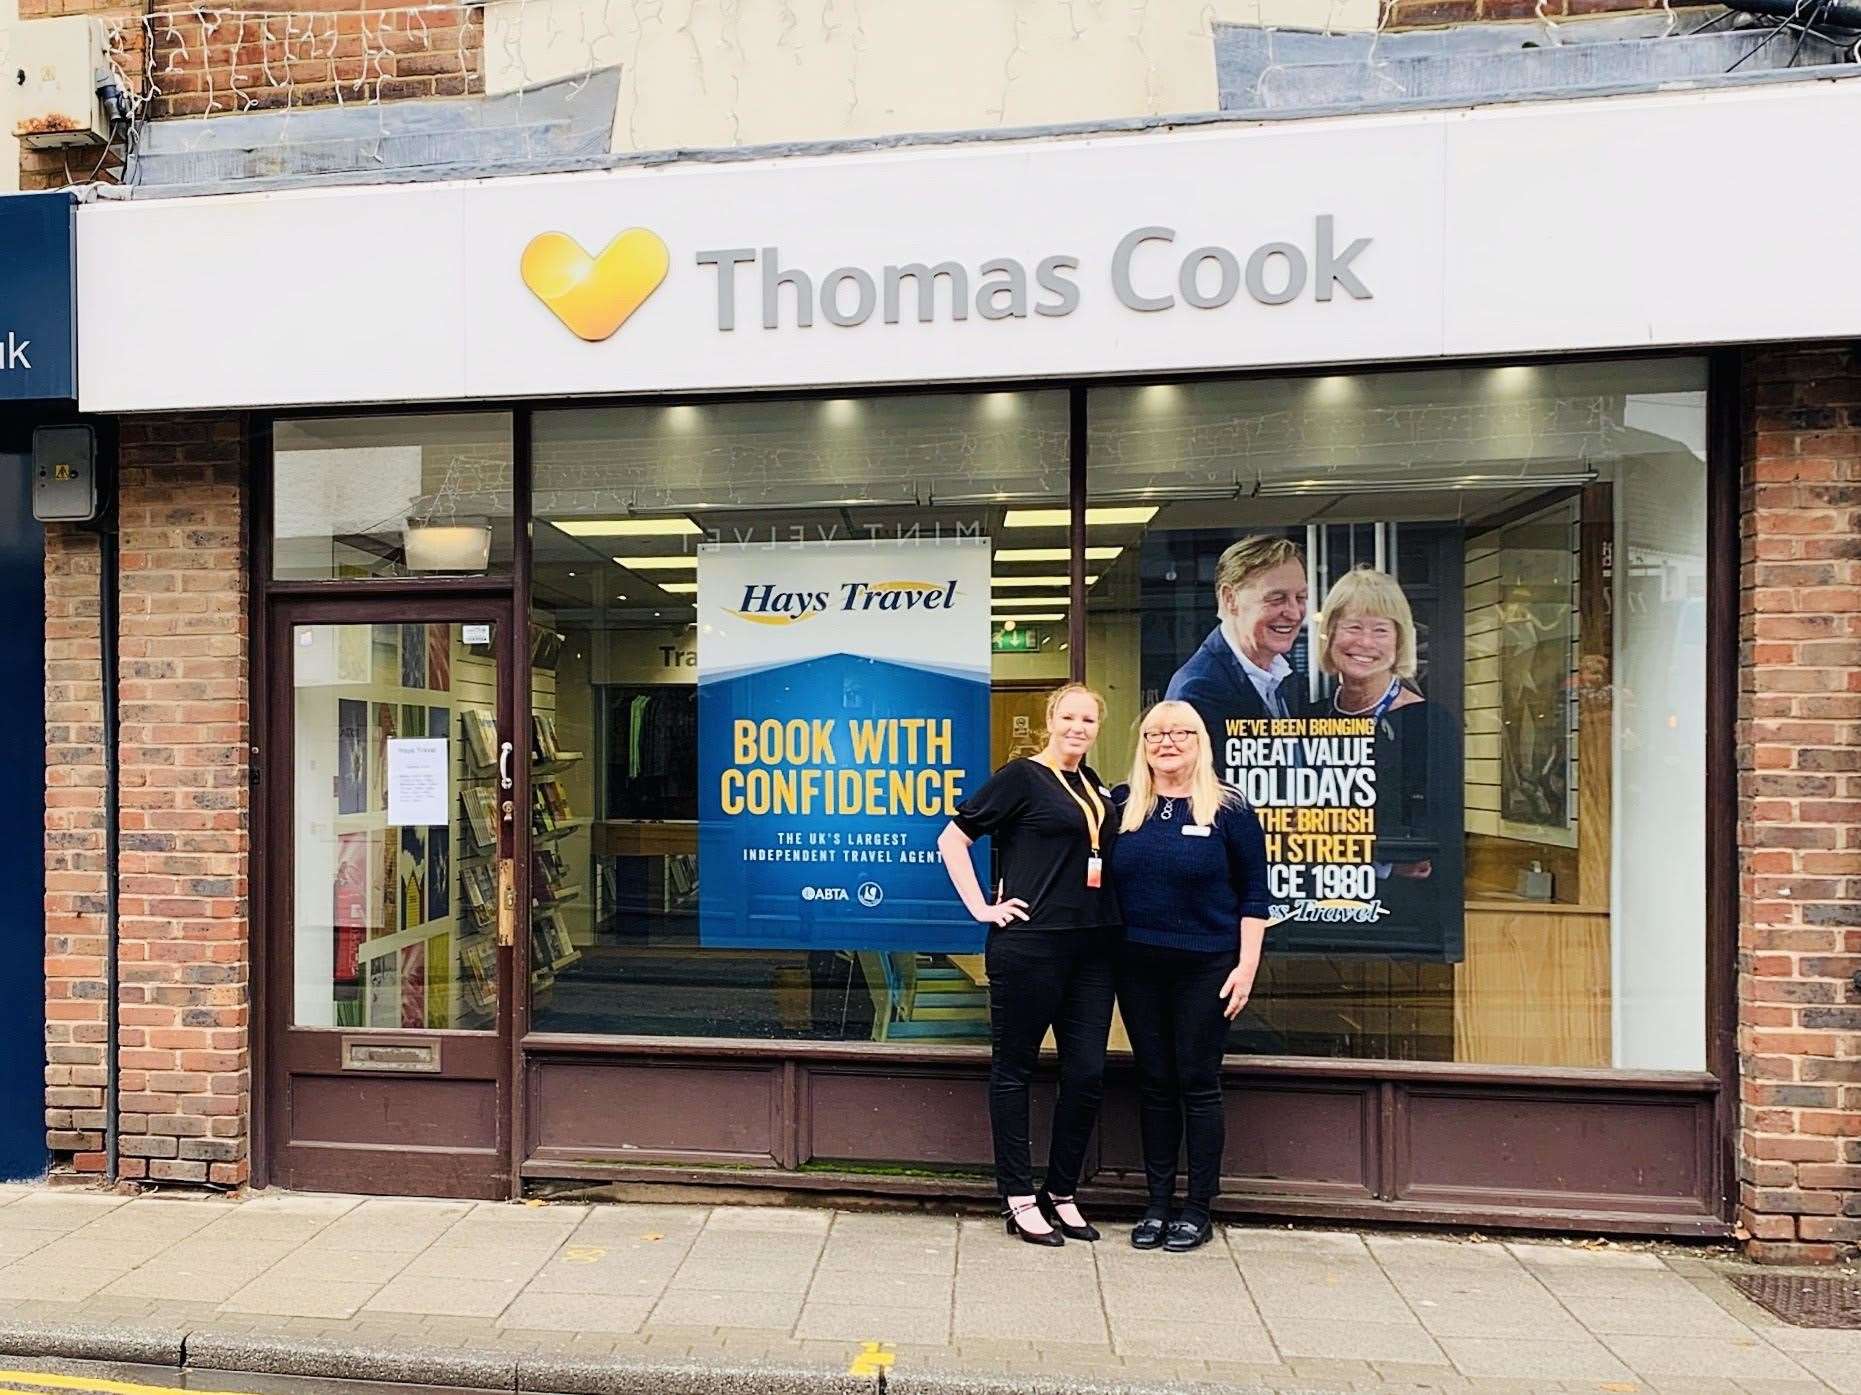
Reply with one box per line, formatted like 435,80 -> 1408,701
1003,1200 -> 1064,1247
1037,1190 -> 1099,1242
1130,1215 -> 1167,1249
1163,1216 -> 1214,1252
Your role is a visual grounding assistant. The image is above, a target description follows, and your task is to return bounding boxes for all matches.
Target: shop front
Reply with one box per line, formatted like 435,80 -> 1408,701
244,360 -> 1728,1224
75,78 -> 1861,1230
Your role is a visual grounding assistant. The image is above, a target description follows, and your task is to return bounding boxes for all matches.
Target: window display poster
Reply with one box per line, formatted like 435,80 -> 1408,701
332,832 -> 367,984
1159,530 -> 1465,962
697,539 -> 991,951
337,700 -> 367,815
426,625 -> 452,692
400,624 -> 427,690
426,707 -> 451,918
372,704 -> 396,812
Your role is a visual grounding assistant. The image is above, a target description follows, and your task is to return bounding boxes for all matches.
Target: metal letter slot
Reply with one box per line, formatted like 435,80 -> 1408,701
497,857 -> 516,947
341,1037 -> 441,1073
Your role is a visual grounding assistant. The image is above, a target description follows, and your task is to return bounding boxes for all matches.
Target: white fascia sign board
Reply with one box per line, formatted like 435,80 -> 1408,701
75,76 -> 1861,414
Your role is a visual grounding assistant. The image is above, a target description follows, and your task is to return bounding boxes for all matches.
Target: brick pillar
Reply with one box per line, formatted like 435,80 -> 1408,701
1738,344 -> 1861,1262
44,526 -> 108,1173
43,416 -> 253,1185
114,416 -> 252,1185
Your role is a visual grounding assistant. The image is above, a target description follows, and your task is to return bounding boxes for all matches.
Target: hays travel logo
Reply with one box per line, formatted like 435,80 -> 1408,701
726,579 -> 962,627
520,228 -> 670,342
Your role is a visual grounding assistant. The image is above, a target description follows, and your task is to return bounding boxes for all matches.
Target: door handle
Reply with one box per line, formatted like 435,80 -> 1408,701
499,740 -> 513,791
496,857 -> 516,947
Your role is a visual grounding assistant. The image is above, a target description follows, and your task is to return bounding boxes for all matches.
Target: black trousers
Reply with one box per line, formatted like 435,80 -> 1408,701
1117,942 -> 1233,1211
985,926 -> 1118,1198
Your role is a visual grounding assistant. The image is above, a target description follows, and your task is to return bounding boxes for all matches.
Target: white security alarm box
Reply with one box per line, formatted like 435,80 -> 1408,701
10,18 -> 109,148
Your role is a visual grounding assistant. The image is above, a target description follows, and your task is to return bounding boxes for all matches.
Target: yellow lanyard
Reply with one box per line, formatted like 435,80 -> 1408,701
1035,756 -> 1105,856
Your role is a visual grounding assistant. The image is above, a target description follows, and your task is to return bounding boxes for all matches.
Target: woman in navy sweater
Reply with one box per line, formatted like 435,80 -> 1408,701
1111,700 -> 1269,1252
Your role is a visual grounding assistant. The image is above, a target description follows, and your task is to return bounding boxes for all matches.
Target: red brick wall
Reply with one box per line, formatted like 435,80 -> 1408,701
43,415 -> 252,1185
134,6 -> 486,120
1384,0 -> 1712,24
1738,344 -> 1861,1263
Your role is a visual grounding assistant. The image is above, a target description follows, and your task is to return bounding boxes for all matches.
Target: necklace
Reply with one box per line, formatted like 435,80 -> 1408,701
1159,796 -> 1175,821
1334,677 -> 1402,717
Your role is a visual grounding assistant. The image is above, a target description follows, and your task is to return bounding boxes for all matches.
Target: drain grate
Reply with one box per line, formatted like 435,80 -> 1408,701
1730,1274 -> 1861,1328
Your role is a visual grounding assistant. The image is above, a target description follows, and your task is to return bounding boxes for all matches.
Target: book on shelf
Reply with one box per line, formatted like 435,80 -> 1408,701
533,907 -> 577,966
461,861 -> 496,925
458,939 -> 495,1014
461,708 -> 498,771
462,786 -> 499,851
536,778 -> 572,825
531,850 -> 567,903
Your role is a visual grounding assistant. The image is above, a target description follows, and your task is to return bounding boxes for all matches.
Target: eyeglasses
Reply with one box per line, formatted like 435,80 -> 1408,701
1333,619 -> 1398,641
1141,728 -> 1197,746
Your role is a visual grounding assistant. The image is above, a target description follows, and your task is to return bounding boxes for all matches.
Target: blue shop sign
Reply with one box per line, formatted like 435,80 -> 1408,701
0,191 -> 75,401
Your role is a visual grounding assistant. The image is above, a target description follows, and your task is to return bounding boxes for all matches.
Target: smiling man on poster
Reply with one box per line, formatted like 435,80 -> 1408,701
697,538 -> 992,951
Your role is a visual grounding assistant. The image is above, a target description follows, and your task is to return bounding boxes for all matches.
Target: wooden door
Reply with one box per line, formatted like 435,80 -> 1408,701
264,597 -> 515,1197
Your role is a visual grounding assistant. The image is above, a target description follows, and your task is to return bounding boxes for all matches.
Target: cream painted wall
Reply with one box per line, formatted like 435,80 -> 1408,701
483,0 -> 1379,154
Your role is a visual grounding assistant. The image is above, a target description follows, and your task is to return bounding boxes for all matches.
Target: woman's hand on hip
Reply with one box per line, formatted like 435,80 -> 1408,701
975,896 -> 1030,927
1219,964 -> 1256,1020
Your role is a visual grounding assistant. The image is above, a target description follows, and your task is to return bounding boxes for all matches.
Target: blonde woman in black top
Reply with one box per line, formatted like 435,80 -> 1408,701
937,683 -> 1121,1246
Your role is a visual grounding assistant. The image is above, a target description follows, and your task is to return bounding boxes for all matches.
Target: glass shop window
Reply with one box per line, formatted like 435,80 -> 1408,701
528,390 -> 1070,1042
272,413 -> 515,580
1085,359 -> 1709,1071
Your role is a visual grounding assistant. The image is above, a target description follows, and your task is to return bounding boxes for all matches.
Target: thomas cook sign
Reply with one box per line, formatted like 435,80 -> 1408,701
691,217 -> 1370,330
83,116 -> 1451,410
523,215 -> 1371,340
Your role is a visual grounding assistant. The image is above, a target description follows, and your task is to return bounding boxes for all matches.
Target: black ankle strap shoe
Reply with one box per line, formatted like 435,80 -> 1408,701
1003,1199 -> 1065,1247
1036,1189 -> 1100,1242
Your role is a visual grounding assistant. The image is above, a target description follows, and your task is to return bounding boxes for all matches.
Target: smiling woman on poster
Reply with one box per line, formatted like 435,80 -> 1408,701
935,683 -> 1121,1248
1317,565 -> 1457,935
1165,535 -> 1310,722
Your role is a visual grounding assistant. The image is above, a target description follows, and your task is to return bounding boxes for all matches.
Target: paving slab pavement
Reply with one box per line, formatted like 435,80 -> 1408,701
0,1182 -> 1843,1394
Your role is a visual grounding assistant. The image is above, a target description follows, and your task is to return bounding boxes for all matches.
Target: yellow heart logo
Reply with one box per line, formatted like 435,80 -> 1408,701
520,228 -> 670,342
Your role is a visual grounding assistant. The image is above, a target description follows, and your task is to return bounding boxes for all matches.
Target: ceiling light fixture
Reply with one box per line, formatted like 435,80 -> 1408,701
612,555 -> 699,570
994,546 -> 1122,563
1002,507 -> 1158,528
403,518 -> 492,572
555,518 -> 702,538
1254,468 -> 1598,497
991,575 -> 1100,589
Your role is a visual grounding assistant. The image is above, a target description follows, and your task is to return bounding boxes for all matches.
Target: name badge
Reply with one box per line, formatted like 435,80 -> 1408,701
1182,825 -> 1212,838
1085,855 -> 1103,888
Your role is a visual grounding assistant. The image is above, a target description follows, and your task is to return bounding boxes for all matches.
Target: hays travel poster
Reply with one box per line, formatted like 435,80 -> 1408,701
696,538 -> 990,951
